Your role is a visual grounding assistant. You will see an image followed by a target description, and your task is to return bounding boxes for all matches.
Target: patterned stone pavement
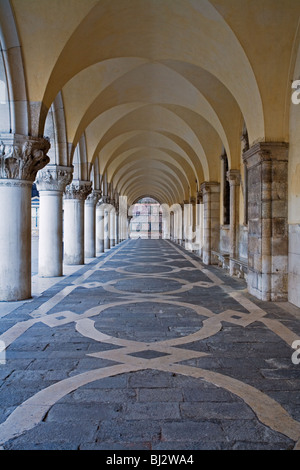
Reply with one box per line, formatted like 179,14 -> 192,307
0,239 -> 300,450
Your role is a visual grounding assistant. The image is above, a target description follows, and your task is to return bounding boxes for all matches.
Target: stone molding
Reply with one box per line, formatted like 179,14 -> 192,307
36,165 -> 73,192
64,180 -> 92,201
0,179 -> 32,188
0,133 -> 50,181
200,181 -> 220,194
243,142 -> 289,168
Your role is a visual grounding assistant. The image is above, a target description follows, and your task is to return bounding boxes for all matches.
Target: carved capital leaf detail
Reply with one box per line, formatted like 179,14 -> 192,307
0,134 -> 50,181
64,180 -> 92,201
36,165 -> 73,192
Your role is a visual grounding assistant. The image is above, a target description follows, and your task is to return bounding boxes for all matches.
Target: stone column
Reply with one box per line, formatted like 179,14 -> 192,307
115,204 -> 119,244
63,180 -> 92,265
227,170 -> 240,275
190,196 -> 196,251
127,215 -> 132,239
201,182 -> 220,265
36,165 -> 73,277
179,202 -> 185,246
196,190 -> 204,258
0,134 -> 50,300
110,200 -> 116,247
243,142 -> 288,301
96,201 -> 105,253
84,190 -> 101,258
103,197 -> 111,250
179,204 -> 184,245
170,211 -> 174,241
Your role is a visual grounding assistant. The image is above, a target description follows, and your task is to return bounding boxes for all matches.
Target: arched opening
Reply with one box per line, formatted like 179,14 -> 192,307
129,197 -> 162,239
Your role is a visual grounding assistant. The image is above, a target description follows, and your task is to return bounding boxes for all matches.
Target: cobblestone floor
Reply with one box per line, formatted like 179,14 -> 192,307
0,239 -> 300,450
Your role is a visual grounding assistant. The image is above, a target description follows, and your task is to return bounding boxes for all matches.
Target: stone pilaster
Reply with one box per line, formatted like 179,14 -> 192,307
63,180 -> 92,265
0,133 -> 50,300
243,142 -> 288,301
200,182 -> 220,265
36,165 -> 73,277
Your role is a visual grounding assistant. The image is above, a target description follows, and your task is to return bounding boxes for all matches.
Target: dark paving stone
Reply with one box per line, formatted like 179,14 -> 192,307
0,239 -> 299,450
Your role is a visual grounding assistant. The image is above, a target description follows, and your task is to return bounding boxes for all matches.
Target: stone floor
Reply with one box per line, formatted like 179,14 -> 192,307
0,238 -> 300,450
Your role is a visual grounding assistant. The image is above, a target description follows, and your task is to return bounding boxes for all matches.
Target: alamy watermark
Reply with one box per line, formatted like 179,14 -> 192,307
0,340 -> 6,365
292,340 -> 300,365
291,80 -> 300,104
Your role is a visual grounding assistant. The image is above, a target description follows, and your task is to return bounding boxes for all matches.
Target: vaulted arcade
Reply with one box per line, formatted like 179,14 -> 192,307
0,0 -> 300,307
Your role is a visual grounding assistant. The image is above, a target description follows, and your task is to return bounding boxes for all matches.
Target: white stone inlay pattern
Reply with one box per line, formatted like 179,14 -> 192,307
0,239 -> 299,449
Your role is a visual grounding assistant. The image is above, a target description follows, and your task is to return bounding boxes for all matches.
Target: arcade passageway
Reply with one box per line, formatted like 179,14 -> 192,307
0,239 -> 299,450
1,0 -> 300,451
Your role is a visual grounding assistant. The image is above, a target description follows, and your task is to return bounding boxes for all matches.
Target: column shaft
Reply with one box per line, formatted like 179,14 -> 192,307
63,181 -> 92,265
96,203 -> 105,253
110,209 -> 116,247
84,191 -> 101,258
227,170 -> 240,275
0,181 -> 32,300
36,165 -> 73,277
39,191 -> 63,276
201,182 -> 220,265
104,206 -> 111,250
0,133 -> 50,300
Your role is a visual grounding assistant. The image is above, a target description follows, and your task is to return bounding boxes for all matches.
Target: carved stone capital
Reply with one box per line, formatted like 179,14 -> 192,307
36,165 -> 73,192
86,189 -> 102,205
197,190 -> 203,203
242,142 -> 289,169
102,195 -> 111,205
64,180 -> 92,201
200,181 -> 220,194
226,169 -> 241,186
0,133 -> 50,181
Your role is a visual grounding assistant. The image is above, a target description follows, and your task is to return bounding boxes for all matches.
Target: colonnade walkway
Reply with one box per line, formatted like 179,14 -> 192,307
0,239 -> 300,450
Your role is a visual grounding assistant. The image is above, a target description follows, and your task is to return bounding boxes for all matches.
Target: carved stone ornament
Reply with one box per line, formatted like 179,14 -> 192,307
0,133 -> 50,182
226,169 -> 241,186
35,165 -> 73,192
102,195 -> 111,205
64,180 -> 92,200
197,190 -> 203,203
86,189 -> 102,204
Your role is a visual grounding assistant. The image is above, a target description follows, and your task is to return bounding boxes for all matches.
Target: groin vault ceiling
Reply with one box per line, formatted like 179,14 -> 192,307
5,0 -> 300,204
